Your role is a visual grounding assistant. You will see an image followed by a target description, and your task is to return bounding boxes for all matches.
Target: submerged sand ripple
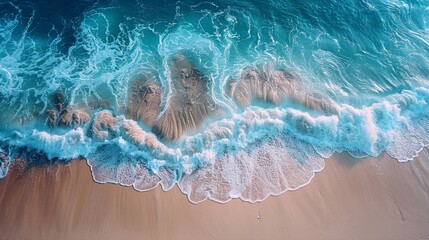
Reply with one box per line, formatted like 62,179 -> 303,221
153,55 -> 217,140
229,67 -> 339,114
58,108 -> 91,128
230,68 -> 298,106
126,78 -> 162,128
89,110 -> 119,140
43,58 -> 338,142
45,92 -> 90,128
127,54 -> 218,140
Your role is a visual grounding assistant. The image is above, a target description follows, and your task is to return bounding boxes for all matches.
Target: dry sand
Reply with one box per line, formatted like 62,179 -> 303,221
1,149 -> 429,240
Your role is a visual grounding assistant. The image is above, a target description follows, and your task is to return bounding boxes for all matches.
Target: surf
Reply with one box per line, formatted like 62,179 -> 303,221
0,0 -> 428,203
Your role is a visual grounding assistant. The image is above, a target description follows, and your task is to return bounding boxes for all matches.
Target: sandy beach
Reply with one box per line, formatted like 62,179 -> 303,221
1,149 -> 428,240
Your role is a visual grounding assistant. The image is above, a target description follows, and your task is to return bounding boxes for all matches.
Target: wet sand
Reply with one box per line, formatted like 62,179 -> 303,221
1,149 -> 429,240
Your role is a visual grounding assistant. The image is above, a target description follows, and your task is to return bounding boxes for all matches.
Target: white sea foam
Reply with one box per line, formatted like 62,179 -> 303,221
1,85 -> 428,202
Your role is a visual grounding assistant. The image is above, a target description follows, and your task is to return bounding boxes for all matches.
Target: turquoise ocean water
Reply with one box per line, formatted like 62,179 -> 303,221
0,0 -> 428,203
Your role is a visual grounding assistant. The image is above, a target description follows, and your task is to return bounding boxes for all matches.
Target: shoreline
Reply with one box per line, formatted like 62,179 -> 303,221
1,149 -> 429,239
86,156 -> 325,205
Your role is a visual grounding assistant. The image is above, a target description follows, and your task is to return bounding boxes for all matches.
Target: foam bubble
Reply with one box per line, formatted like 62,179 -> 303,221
0,147 -> 9,178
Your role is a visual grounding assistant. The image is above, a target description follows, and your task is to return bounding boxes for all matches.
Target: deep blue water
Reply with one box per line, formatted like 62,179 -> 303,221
0,0 -> 428,203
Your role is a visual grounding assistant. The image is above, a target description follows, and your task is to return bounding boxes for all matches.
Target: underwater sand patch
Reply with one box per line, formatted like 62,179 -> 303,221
229,67 -> 339,114
126,77 -> 162,128
89,110 -> 119,140
127,54 -> 218,140
45,92 -> 90,128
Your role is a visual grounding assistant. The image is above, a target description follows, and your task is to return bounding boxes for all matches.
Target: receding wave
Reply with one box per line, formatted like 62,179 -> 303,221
0,0 -> 428,203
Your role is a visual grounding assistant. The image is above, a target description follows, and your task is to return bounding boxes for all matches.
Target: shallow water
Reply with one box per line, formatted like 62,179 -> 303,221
0,0 -> 428,203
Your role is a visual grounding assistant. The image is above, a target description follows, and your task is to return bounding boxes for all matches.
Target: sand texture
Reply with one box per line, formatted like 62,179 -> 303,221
1,149 -> 429,240
89,110 -> 120,140
229,68 -> 298,106
42,91 -> 90,129
152,54 -> 218,140
127,77 -> 162,128
228,67 -> 339,114
125,54 -> 219,140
